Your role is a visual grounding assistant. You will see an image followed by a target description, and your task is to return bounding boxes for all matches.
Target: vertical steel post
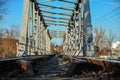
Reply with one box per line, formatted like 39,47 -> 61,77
37,11 -> 41,54
46,30 -> 51,54
18,0 -> 30,56
77,2 -> 83,56
83,0 -> 92,57
32,2 -> 35,53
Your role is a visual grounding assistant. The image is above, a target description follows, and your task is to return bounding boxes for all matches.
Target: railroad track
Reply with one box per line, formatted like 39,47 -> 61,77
0,55 -> 120,80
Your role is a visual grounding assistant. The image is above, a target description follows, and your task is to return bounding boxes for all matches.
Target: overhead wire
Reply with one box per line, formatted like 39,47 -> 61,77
104,12 -> 120,27
93,6 -> 120,33
94,6 -> 120,21
98,10 -> 120,24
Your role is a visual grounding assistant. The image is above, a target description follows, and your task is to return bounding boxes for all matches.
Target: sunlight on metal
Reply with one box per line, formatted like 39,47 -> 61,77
18,0 -> 93,57
37,0 -> 77,29
49,30 -> 65,38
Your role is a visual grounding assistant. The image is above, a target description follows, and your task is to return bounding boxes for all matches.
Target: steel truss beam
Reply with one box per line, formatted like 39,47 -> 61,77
45,20 -> 69,24
18,0 -> 51,56
42,12 -> 73,16
58,0 -> 76,4
40,10 -> 72,16
19,0 -> 93,57
49,30 -> 65,38
42,15 -> 70,20
39,0 -> 76,4
46,23 -> 67,26
38,3 -> 73,11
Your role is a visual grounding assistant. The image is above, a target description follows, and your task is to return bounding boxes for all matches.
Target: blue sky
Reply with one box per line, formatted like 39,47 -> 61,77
90,0 -> 120,39
0,0 -> 120,44
0,0 -> 23,29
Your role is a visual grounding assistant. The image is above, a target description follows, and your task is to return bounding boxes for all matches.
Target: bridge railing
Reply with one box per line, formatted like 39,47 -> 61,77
17,42 -> 51,57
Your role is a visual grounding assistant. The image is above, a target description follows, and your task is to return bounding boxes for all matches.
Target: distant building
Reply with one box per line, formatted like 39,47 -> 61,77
112,41 -> 120,49
112,41 -> 120,54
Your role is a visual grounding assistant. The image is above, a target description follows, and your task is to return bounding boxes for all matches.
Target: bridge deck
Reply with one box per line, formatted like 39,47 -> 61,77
0,55 -> 120,79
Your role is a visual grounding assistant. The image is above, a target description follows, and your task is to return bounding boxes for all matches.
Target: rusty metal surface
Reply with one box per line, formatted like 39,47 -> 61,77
0,55 -> 120,79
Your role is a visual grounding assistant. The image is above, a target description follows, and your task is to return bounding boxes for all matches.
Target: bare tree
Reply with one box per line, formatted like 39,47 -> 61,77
51,42 -> 63,55
0,27 -> 4,37
113,42 -> 120,55
3,25 -> 20,39
118,43 -> 120,54
107,30 -> 115,54
94,27 -> 106,53
117,35 -> 120,41
0,0 -> 6,20
51,42 -> 56,54
0,25 -> 19,58
0,38 -> 18,58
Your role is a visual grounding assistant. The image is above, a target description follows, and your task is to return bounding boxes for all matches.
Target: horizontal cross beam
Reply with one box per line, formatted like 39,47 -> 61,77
46,23 -> 68,26
40,10 -> 72,16
39,0 -> 76,4
43,15 -> 70,20
58,0 -> 76,4
38,3 -> 73,11
45,20 -> 69,24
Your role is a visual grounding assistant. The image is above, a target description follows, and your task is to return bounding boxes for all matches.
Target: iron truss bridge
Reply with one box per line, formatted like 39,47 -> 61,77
0,0 -> 120,79
18,0 -> 93,57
